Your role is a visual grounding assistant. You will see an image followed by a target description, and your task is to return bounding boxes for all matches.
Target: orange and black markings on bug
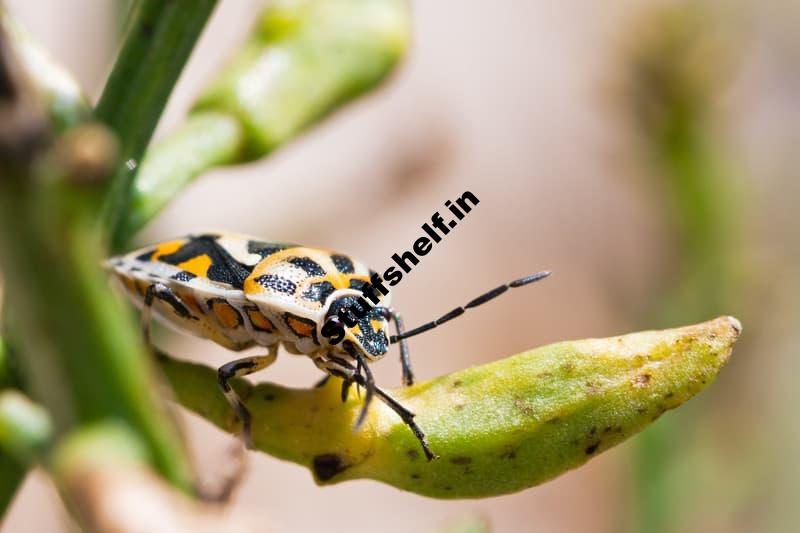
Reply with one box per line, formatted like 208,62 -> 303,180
107,230 -> 550,461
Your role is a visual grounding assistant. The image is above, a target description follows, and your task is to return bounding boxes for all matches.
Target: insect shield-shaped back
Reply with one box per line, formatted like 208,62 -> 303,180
322,295 -> 390,360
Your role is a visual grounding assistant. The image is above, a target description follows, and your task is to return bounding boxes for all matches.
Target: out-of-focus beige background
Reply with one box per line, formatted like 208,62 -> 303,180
3,0 -> 799,531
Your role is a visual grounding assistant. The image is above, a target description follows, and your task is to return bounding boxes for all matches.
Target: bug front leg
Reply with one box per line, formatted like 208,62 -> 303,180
141,282 -> 194,343
217,346 -> 278,448
377,307 -> 414,386
351,373 -> 436,461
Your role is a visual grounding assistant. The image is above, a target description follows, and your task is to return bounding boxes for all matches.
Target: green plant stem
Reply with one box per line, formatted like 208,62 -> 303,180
160,317 -> 739,498
95,0 -> 219,242
0,10 -> 90,132
0,390 -> 49,516
0,340 -> 27,518
113,0 -> 411,249
120,111 -> 244,238
50,422 -> 258,532
0,390 -> 52,463
632,120 -> 737,533
624,8 -> 745,531
0,17 -> 92,519
0,158 -> 193,490
0,345 -> 28,520
0,339 -> 13,390
0,27 -> 193,489
0,453 -> 25,516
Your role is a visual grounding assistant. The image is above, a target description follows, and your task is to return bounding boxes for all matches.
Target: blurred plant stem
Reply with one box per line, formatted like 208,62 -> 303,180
0,454 -> 24,516
0,10 -> 90,132
113,0 -> 411,250
0,340 -> 25,517
0,9 -> 194,512
160,317 -> 739,498
631,124 -> 740,533
0,390 -> 52,463
96,0 -> 219,244
0,126 -> 194,487
0,389 -> 51,515
52,423 -> 261,532
0,338 -> 15,390
122,111 -> 245,238
622,4 -> 747,533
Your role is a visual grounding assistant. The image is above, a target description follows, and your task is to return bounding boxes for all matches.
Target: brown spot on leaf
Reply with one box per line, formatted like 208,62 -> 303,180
513,398 -> 536,416
585,442 -> 600,455
585,381 -> 601,394
633,373 -> 651,388
450,456 -> 473,465
452,380 -> 463,387
407,449 -> 420,461
313,454 -> 350,481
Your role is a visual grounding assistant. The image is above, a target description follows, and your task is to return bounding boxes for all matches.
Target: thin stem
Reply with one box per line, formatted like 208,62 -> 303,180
0,391 -> 52,463
0,158 -> 194,491
623,8 -> 746,532
0,344 -> 27,519
0,25 -> 193,490
0,453 -> 25,517
115,111 -> 244,245
112,0 -> 411,249
0,339 -> 14,390
95,0 -> 218,243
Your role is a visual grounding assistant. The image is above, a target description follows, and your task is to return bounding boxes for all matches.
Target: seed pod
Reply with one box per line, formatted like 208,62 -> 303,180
161,316 -> 740,499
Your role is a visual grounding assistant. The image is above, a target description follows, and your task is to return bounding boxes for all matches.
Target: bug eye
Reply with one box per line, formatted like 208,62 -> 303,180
326,315 -> 341,327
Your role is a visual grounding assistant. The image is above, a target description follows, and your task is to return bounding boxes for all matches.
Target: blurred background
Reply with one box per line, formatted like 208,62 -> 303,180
2,0 -> 798,531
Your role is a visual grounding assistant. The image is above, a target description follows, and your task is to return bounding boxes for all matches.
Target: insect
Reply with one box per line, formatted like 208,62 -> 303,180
107,232 -> 550,461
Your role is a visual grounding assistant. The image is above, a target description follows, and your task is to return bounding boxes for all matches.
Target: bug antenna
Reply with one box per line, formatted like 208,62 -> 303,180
389,270 -> 551,344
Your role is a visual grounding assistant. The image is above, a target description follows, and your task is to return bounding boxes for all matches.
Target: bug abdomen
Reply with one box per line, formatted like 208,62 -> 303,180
111,271 -> 257,351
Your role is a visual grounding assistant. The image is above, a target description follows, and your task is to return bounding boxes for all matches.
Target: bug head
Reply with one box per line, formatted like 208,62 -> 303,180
321,295 -> 389,361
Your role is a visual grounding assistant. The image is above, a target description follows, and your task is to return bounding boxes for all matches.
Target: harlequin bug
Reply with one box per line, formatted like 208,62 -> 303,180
107,232 -> 550,461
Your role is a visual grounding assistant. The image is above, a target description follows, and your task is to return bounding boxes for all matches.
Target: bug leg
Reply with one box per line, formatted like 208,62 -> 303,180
352,353 -> 375,431
377,307 -> 414,386
352,373 -> 437,461
390,309 -> 414,386
141,282 -> 194,343
340,378 -> 352,403
354,357 -> 364,399
217,346 -> 278,449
